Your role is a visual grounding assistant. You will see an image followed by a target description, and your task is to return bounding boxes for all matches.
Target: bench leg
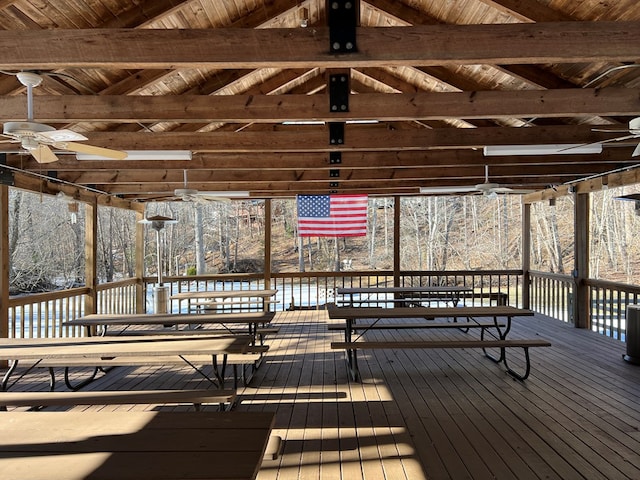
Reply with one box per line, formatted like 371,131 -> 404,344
345,348 -> 360,382
503,347 -> 532,381
480,316 -> 511,363
63,366 -> 101,391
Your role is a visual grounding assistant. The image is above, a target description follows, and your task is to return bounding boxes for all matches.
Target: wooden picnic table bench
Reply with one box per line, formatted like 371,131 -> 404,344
35,344 -> 269,390
331,339 -> 551,381
0,388 -> 237,411
0,410 -> 276,480
64,311 -> 275,346
337,286 -> 473,307
170,289 -> 278,313
0,334 -> 254,392
327,305 -> 549,381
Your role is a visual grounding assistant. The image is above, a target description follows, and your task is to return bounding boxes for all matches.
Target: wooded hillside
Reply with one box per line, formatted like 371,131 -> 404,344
7,186 -> 640,293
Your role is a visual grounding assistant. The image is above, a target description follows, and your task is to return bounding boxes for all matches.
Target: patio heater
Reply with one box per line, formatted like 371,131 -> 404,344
139,215 -> 178,314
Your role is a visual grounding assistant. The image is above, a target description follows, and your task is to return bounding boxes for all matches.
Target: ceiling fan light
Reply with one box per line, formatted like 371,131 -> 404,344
483,144 -> 602,156
77,150 -> 192,161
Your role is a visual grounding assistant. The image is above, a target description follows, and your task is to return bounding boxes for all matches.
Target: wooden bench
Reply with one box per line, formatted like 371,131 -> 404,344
336,291 -> 509,307
336,295 -> 459,307
331,339 -> 551,382
191,299 -> 279,313
36,346 -> 269,391
0,389 -> 237,411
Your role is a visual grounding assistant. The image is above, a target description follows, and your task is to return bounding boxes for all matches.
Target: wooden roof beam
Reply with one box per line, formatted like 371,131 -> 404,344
0,23 -> 638,69
3,88 -> 638,123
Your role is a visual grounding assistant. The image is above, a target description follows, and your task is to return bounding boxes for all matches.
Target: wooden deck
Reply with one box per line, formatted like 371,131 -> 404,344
3,310 -> 640,479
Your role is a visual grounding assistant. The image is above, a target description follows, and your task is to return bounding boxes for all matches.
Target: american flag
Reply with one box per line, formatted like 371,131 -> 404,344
296,194 -> 368,237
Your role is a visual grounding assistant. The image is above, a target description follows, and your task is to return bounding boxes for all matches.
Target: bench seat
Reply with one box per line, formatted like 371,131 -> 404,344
327,321 -> 505,331
331,339 -> 551,381
0,389 -> 237,411
331,339 -> 550,349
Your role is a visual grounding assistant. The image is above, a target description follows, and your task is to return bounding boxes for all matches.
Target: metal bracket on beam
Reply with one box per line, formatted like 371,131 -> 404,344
330,182 -> 339,188
328,0 -> 358,53
329,152 -> 342,165
330,169 -> 340,178
0,168 -> 15,186
329,74 -> 349,112
329,122 -> 345,145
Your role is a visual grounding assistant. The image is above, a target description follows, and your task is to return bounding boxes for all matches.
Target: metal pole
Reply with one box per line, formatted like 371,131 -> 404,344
155,228 -> 163,286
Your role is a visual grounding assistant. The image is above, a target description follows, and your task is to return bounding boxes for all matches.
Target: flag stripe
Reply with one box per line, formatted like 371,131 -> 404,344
297,194 -> 368,237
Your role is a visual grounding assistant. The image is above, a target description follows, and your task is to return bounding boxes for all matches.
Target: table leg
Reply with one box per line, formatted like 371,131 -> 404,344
481,316 -> 512,363
1,360 -> 18,392
211,354 -> 228,388
343,320 -> 360,382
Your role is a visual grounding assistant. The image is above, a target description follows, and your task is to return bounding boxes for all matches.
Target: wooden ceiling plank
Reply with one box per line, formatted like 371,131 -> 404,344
474,0 -> 574,22
0,23 -> 638,69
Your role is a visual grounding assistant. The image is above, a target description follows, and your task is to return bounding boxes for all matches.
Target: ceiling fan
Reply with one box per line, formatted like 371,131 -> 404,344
0,72 -> 127,164
173,170 -> 246,203
590,117 -> 640,156
420,166 -> 533,198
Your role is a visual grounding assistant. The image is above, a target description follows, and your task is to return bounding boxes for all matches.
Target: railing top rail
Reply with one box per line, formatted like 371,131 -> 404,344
8,286 -> 90,307
529,270 -> 573,282
96,278 -> 139,291
585,278 -> 640,294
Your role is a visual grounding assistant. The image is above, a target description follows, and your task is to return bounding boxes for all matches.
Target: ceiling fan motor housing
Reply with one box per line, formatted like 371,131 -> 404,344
3,121 -> 56,137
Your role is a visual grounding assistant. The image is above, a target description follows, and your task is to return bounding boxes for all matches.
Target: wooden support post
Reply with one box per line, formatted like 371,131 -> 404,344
573,191 -> 590,329
135,210 -> 146,314
0,185 -> 9,367
264,199 -> 272,296
521,200 -> 531,309
84,198 -> 98,316
393,195 -> 401,288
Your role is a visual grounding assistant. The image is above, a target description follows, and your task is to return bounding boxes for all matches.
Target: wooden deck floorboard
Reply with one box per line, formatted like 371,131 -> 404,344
3,310 -> 640,479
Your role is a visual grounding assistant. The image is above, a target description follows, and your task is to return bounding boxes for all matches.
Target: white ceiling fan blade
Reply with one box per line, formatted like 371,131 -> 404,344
30,144 -> 58,164
197,194 -> 232,203
419,185 -> 479,194
592,127 -> 631,133
633,143 -> 640,157
60,142 -> 128,160
493,187 -> 535,194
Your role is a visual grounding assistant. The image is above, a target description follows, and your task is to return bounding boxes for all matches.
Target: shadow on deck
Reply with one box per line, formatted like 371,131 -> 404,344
4,309 -> 640,480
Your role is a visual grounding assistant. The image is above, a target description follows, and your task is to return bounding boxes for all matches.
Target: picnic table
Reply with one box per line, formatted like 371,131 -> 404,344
327,305 -> 548,381
64,311 -> 275,346
170,289 -> 278,313
337,286 -> 473,307
0,334 -> 252,391
0,410 -> 275,480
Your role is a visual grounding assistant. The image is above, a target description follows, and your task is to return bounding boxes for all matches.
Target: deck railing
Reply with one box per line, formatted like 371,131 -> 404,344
6,270 -> 639,341
528,271 -> 640,340
529,271 -> 574,323
585,278 -> 640,340
7,278 -> 139,338
159,270 -> 523,311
